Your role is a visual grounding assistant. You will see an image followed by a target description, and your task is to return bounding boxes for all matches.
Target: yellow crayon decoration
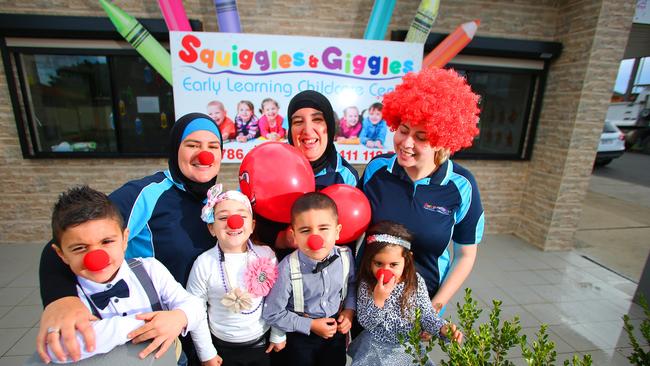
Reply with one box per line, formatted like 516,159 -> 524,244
161,112 -> 168,129
99,0 -> 173,85
405,0 -> 440,43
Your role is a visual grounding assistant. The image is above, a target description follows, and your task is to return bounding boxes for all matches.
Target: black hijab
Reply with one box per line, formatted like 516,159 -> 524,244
287,90 -> 338,174
168,112 -> 222,200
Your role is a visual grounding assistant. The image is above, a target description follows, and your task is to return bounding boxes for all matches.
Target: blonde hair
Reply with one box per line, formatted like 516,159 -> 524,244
435,148 -> 450,166
207,100 -> 225,110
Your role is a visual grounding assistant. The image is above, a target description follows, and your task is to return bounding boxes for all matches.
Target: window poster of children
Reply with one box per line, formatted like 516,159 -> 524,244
170,32 -> 422,163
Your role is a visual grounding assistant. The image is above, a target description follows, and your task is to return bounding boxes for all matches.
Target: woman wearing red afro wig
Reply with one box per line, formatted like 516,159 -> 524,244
358,68 -> 484,313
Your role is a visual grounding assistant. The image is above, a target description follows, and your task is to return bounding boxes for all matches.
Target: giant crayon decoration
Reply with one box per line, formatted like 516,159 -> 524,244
99,0 -> 173,84
363,0 -> 397,40
423,19 -> 479,69
214,0 -> 242,33
405,0 -> 440,43
158,0 -> 192,31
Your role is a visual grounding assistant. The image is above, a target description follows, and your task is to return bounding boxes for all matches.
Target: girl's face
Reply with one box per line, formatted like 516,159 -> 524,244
208,199 -> 254,252
393,123 -> 439,174
263,102 -> 279,122
368,108 -> 382,124
237,103 -> 253,121
178,130 -> 222,183
371,245 -> 405,283
291,107 -> 328,162
344,109 -> 359,127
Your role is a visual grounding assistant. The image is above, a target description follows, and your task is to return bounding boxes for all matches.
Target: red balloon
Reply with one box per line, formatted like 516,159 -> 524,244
375,268 -> 394,284
197,151 -> 214,165
307,235 -> 324,250
239,142 -> 315,223
84,249 -> 110,272
227,214 -> 244,229
321,184 -> 371,244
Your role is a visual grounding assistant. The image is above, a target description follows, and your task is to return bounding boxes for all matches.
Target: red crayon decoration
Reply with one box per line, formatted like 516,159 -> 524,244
423,19 -> 480,69
227,214 -> 244,229
84,250 -> 110,272
197,151 -> 214,165
307,235 -> 324,251
375,268 -> 394,284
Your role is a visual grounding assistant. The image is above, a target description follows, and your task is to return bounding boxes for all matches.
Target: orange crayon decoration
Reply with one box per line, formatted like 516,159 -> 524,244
423,19 -> 480,69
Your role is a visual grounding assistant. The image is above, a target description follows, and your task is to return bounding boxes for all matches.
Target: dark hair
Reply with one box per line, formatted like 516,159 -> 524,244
368,102 -> 383,112
358,220 -> 417,317
51,186 -> 124,245
290,192 -> 338,225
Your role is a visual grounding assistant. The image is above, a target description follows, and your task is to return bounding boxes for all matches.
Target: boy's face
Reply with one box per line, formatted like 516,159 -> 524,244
368,108 -> 382,124
53,218 -> 129,284
208,199 -> 254,252
344,109 -> 359,126
290,208 -> 341,261
207,105 -> 225,125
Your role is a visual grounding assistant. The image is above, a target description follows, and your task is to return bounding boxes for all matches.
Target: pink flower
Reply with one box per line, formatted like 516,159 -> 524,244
244,257 -> 278,297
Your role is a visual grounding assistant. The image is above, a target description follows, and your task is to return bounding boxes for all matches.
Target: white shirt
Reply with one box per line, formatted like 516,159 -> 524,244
48,257 -> 204,363
187,243 -> 285,362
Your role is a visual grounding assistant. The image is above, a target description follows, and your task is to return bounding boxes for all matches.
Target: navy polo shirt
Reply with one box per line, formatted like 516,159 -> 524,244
359,153 -> 484,296
314,153 -> 359,189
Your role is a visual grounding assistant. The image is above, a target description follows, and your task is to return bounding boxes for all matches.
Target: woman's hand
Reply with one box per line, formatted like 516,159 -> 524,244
265,341 -> 286,353
441,323 -> 463,344
128,309 -> 187,359
431,244 -> 477,309
202,355 -> 223,365
372,274 -> 397,308
37,297 -> 97,363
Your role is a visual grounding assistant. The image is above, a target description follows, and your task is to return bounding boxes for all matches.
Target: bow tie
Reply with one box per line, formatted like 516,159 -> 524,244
90,279 -> 130,309
313,254 -> 339,273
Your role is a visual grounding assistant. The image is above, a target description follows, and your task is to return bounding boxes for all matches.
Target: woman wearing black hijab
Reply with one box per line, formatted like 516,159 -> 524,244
37,113 -> 222,364
254,90 -> 359,251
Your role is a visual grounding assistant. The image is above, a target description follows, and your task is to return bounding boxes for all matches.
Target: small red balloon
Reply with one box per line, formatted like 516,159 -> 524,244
197,151 -> 214,165
375,268 -> 394,284
321,184 -> 371,244
84,250 -> 110,272
227,214 -> 244,229
307,235 -> 324,250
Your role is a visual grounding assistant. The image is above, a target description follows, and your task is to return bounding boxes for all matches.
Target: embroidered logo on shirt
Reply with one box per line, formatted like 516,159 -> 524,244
423,203 -> 451,215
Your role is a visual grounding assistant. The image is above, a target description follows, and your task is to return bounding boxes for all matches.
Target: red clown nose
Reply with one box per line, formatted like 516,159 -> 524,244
307,235 -> 324,251
227,214 -> 244,229
375,268 -> 394,284
84,250 -> 110,272
197,151 -> 214,165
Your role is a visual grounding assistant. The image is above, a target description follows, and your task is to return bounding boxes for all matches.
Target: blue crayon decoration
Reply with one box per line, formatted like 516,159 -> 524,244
214,0 -> 242,33
363,0 -> 397,40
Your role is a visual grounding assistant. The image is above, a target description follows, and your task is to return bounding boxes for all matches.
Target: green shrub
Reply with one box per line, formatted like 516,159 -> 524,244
622,295 -> 650,365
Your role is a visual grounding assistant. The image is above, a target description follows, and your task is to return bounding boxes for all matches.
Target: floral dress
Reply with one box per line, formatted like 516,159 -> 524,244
348,273 -> 446,366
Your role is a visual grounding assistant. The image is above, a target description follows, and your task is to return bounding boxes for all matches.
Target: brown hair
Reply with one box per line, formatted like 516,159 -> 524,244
259,98 -> 279,114
290,192 -> 338,225
358,221 -> 417,317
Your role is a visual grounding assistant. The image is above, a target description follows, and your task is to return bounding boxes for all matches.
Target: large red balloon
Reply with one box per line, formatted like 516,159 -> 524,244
239,142 -> 315,223
321,184 -> 371,244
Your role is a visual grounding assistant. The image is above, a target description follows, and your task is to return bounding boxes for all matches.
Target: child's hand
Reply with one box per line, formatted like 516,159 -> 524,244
441,323 -> 463,344
366,140 -> 375,148
268,132 -> 279,141
222,132 -> 231,140
129,309 -> 188,359
236,135 -> 248,143
310,318 -> 337,339
336,136 -> 345,142
376,141 -> 383,149
336,309 -> 355,334
202,355 -> 223,366
265,341 -> 286,353
373,273 -> 397,308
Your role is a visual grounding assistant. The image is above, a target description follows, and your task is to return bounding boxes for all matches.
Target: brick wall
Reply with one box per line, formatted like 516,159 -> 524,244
0,0 -> 635,249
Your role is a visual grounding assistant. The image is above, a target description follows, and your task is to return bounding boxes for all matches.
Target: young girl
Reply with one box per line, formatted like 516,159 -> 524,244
336,106 -> 361,143
258,98 -> 286,141
235,100 -> 259,142
348,221 -> 462,366
187,184 -> 285,366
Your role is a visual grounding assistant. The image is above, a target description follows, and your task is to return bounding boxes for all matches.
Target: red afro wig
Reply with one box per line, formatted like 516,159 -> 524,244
382,68 -> 480,153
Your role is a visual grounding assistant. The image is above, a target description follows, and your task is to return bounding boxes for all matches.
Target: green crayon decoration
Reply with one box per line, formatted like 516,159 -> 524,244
405,0 -> 440,43
99,0 -> 173,85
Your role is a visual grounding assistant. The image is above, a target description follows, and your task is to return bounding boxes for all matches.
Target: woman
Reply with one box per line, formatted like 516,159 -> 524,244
359,68 -> 484,311
254,90 -> 359,251
36,112 -> 222,364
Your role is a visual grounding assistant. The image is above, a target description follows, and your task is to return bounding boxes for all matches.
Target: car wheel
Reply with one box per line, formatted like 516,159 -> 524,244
642,136 -> 650,155
595,158 -> 612,167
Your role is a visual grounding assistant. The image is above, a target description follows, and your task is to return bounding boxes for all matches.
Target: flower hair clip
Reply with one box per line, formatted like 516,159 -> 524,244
201,184 -> 224,223
366,234 -> 411,249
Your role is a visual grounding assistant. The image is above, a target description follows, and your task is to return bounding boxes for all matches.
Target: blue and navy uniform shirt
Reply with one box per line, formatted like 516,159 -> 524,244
359,153 -> 484,296
109,170 -> 214,286
314,153 -> 359,189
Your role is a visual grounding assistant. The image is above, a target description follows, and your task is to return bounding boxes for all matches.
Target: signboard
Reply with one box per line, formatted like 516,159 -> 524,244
171,32 -> 422,163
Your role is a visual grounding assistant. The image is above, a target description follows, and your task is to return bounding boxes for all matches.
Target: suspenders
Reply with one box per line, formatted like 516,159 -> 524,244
82,258 -> 163,319
288,247 -> 350,315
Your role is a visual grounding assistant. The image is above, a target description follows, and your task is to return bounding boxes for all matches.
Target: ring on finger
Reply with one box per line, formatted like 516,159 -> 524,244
46,327 -> 60,334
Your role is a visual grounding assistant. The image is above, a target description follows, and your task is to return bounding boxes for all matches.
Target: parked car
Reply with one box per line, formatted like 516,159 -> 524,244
595,121 -> 626,166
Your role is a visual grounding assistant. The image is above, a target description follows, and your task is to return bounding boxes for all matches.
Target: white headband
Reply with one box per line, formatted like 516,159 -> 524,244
366,234 -> 411,249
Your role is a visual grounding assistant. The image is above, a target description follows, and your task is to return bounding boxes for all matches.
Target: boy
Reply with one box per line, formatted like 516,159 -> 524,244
262,192 -> 356,366
207,100 -> 235,141
46,186 -> 204,363
359,102 -> 387,149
